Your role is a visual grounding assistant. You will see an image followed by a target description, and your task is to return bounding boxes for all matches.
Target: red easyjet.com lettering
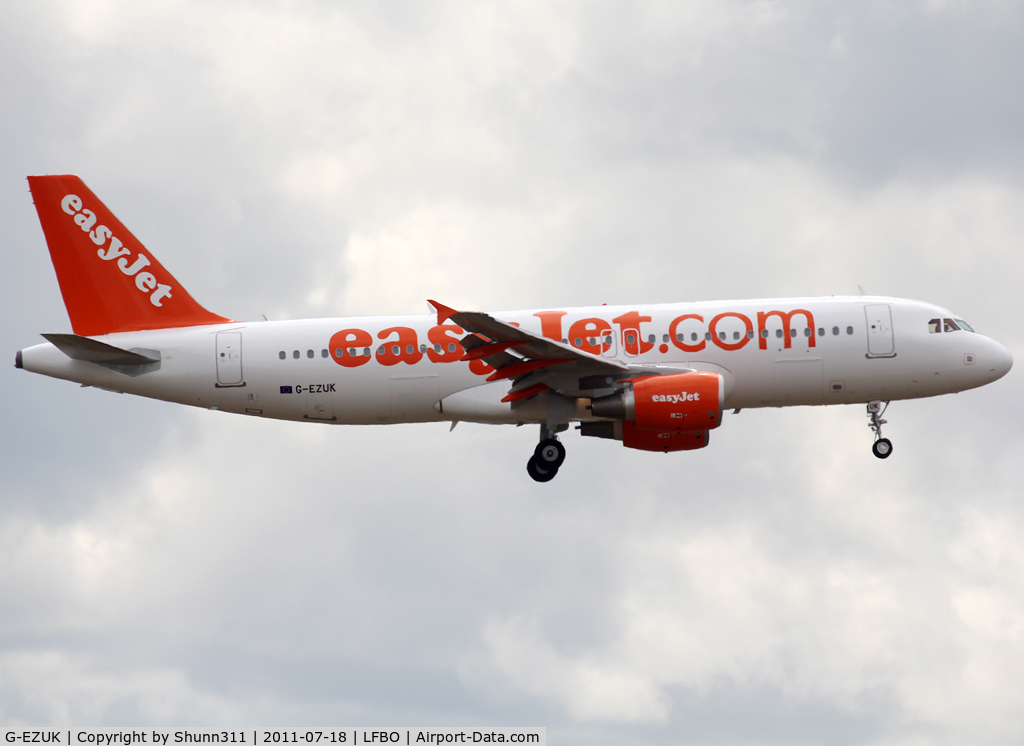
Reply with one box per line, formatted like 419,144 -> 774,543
328,309 -> 817,376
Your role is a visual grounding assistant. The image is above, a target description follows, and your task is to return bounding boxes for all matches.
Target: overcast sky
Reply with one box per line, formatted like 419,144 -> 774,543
2,1 -> 1023,743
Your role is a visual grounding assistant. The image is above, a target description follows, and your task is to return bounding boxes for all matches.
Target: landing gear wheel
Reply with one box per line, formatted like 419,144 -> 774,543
527,456 -> 557,482
866,401 -> 893,460
872,438 -> 893,459
534,438 -> 566,468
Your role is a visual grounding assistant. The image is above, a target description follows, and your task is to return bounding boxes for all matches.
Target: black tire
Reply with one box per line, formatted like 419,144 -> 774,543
872,438 -> 893,459
527,455 -> 558,482
534,438 -> 566,468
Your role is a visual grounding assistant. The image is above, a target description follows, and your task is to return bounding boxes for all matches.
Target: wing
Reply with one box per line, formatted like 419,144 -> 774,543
428,300 -> 631,404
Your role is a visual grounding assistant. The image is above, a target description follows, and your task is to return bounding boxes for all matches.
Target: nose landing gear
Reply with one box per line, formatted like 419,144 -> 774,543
867,400 -> 892,459
872,438 -> 893,459
527,429 -> 567,482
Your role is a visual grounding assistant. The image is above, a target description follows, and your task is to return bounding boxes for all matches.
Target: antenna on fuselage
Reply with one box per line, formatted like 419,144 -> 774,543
857,284 -> 866,296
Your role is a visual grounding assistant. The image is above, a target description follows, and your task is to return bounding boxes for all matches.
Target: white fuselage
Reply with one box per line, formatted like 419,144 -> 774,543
19,296 -> 1013,426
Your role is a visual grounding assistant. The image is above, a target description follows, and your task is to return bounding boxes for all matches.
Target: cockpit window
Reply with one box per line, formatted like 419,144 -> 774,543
928,318 -> 941,334
955,318 -> 975,332
943,318 -> 961,332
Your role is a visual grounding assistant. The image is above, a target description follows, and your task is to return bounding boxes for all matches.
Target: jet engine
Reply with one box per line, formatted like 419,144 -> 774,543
584,371 -> 724,452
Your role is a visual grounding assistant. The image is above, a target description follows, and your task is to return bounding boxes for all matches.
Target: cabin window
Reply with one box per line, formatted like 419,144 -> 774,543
719,332 -> 726,341
434,344 -> 442,353
846,326 -> 854,335
420,344 -> 427,353
955,318 -> 975,332
279,351 -> 286,360
943,318 -> 961,332
733,331 -> 741,340
588,337 -> 597,345
448,343 -> 457,353
692,333 -> 699,342
392,345 -> 400,355
378,346 -> 385,354
817,327 -> 824,337
363,347 -> 370,356
648,334 -> 656,343
575,337 -> 582,346
747,330 -> 754,339
626,333 -> 636,345
406,345 -> 414,354
321,349 -> 328,358
292,350 -> 300,359
605,336 -> 613,344
790,329 -> 797,338
336,348 -> 344,358
804,328 -> 811,337
705,332 -> 712,341
761,329 -> 769,338
775,329 -> 783,338
307,349 -> 314,358
832,326 -> 839,336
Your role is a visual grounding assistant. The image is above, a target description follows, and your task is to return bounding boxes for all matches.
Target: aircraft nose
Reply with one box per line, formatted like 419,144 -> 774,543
985,337 -> 1013,382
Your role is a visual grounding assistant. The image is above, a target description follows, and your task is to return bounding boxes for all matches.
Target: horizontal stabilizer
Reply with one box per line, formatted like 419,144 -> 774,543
42,333 -> 160,366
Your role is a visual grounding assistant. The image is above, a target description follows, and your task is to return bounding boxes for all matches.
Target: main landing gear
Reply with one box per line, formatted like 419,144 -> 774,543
527,429 -> 567,482
867,400 -> 893,459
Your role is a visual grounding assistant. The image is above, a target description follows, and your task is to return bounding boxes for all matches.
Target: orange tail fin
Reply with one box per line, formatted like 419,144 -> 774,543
27,175 -> 232,336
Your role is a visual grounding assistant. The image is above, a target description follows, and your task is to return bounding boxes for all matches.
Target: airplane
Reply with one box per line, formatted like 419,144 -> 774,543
15,175 -> 1014,482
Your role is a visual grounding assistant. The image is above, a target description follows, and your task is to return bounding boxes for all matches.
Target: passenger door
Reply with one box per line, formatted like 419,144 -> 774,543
215,332 -> 244,386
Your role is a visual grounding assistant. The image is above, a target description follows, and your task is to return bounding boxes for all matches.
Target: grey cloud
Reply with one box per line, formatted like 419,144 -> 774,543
547,2 -> 1024,185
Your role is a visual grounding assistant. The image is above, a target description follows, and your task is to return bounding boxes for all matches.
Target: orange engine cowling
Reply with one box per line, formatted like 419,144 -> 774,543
631,371 -> 723,432
585,371 -> 724,452
622,421 -> 709,452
